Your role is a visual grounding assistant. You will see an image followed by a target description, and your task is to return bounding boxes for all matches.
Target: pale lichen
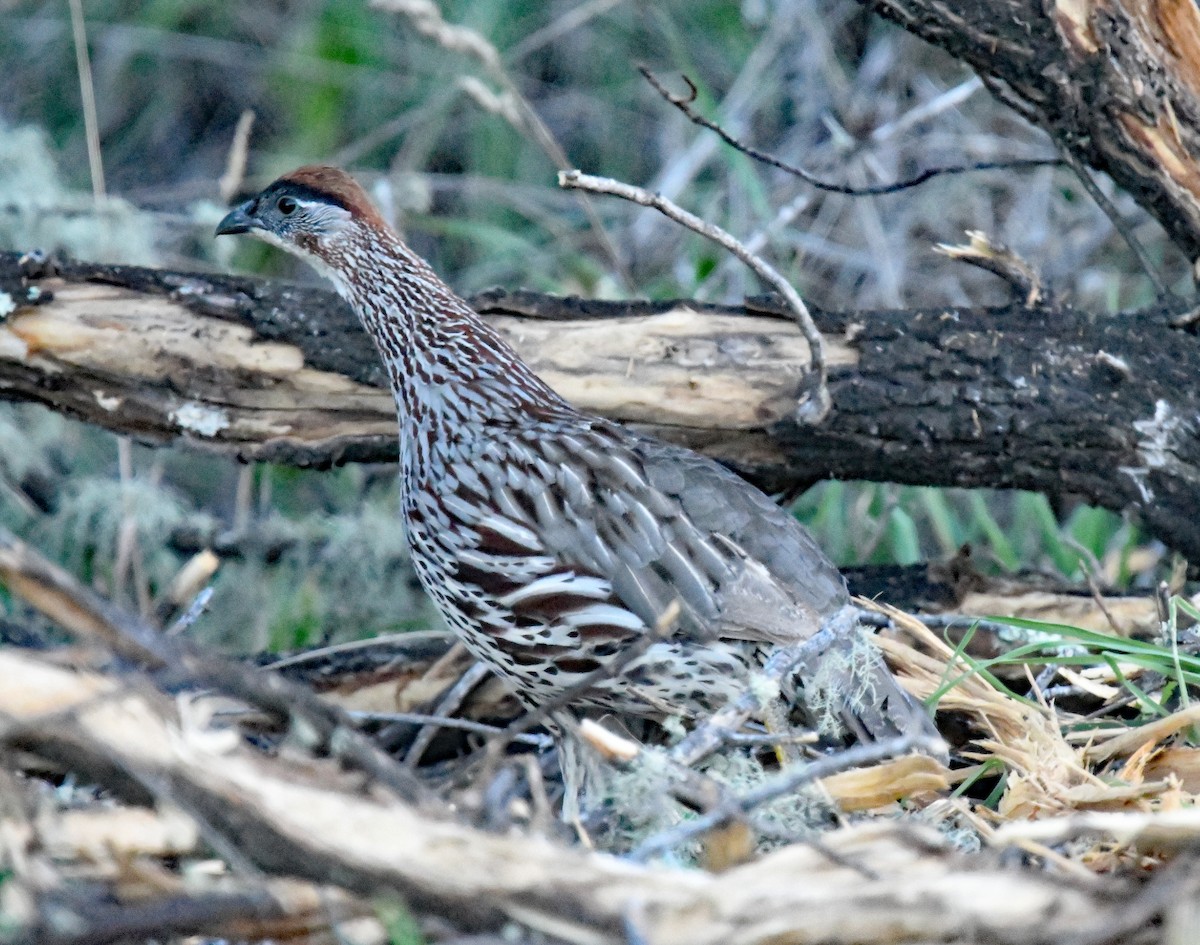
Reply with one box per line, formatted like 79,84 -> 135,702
0,123 -> 159,265
170,402 -> 231,438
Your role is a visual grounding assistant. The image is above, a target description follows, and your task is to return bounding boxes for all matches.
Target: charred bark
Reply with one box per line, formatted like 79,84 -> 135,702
2,252 -> 1200,560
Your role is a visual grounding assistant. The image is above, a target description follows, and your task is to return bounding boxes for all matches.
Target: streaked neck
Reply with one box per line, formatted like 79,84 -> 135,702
323,227 -> 573,437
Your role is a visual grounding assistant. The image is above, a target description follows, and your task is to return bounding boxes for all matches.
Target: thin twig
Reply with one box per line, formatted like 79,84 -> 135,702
403,661 -> 494,766
1059,148 -> 1169,297
167,585 -> 214,637
640,67 -> 1063,198
719,729 -> 818,747
669,625 -> 838,768
1064,536 -> 1124,636
559,169 -> 830,423
632,731 -> 940,861
349,710 -> 551,748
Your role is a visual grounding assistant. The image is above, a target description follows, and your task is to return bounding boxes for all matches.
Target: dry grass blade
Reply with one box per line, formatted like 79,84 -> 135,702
870,603 -> 1174,820
819,754 -> 949,812
1084,704 -> 1200,764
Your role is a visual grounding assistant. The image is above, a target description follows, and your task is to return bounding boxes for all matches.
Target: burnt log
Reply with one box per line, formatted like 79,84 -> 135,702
1,252 -> 1199,559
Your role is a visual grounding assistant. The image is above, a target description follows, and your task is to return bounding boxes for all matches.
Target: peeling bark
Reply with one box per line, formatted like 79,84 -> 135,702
3,252 -> 1200,561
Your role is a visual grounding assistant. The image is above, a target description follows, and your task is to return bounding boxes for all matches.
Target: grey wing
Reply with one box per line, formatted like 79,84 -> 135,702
466,419 -> 849,647
629,429 -> 851,641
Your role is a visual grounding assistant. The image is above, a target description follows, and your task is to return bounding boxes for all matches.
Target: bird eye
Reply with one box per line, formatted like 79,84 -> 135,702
276,196 -> 298,215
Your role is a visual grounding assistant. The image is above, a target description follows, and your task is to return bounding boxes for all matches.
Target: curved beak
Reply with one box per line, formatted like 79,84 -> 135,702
215,200 -> 261,237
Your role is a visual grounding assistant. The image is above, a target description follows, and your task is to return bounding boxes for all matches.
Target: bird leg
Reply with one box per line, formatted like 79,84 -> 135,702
759,695 -> 807,766
669,625 -> 838,768
550,709 -> 605,830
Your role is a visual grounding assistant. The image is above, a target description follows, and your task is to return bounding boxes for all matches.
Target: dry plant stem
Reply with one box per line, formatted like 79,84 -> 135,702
505,0 -> 626,61
869,76 -> 983,144
1059,148 -> 1168,297
114,437 -> 150,617
68,0 -> 104,201
633,730 -> 944,862
403,660 -> 493,767
0,526 -> 435,808
559,169 -> 830,423
218,109 -> 256,205
372,0 -> 628,285
1064,536 -> 1123,636
508,98 -> 629,287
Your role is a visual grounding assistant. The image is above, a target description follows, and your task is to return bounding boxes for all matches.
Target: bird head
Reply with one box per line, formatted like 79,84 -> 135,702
215,165 -> 388,276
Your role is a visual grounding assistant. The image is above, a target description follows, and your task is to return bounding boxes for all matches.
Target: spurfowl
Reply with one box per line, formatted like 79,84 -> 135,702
216,166 -> 933,772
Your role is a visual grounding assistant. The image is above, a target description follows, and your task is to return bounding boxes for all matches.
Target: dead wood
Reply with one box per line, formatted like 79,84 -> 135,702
0,526 -> 435,807
0,646 -> 1151,945
0,523 -> 1195,944
4,252 -> 1200,562
853,0 -> 1200,260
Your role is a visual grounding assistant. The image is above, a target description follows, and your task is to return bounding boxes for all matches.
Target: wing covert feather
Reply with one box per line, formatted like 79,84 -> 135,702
477,420 -> 850,645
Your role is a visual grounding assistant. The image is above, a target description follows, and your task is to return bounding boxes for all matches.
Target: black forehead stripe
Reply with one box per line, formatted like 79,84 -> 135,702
261,180 -> 351,211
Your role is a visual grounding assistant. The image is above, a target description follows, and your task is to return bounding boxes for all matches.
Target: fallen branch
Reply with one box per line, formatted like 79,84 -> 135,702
6,253 -> 1200,561
0,646 -> 1150,945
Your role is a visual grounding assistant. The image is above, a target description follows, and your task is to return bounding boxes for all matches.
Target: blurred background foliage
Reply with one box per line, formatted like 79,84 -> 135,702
0,0 -> 1174,652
